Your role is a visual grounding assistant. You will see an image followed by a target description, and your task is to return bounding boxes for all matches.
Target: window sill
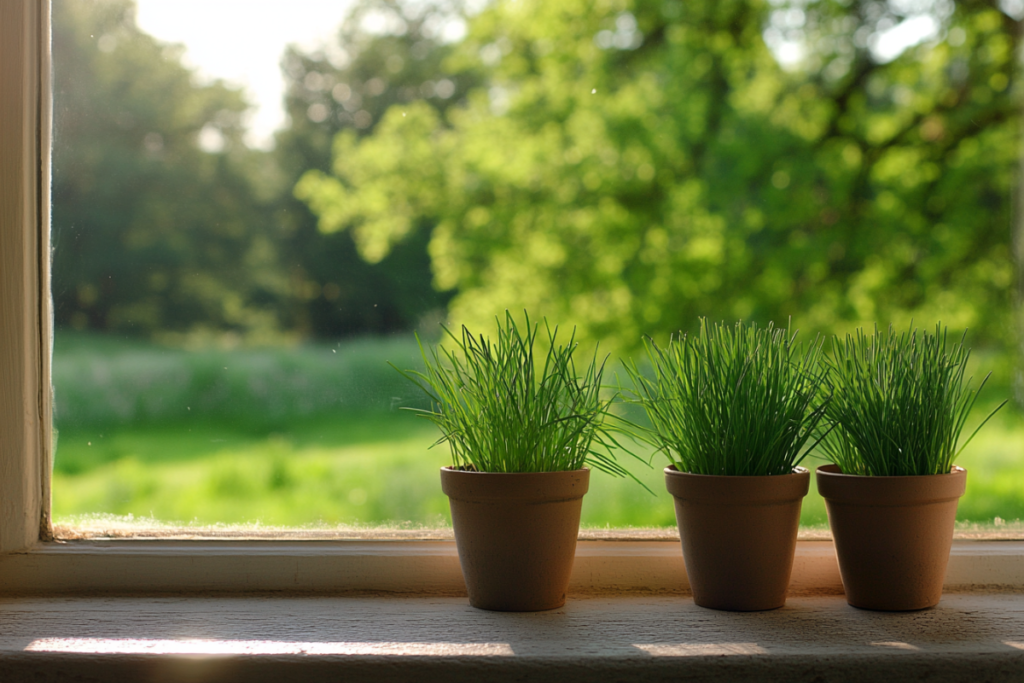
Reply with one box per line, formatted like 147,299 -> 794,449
0,539 -> 1020,595
0,592 -> 1022,682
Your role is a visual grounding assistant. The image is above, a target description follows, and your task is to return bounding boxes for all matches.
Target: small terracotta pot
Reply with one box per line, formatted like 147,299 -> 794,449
665,465 -> 809,611
440,467 -> 588,612
816,464 -> 966,611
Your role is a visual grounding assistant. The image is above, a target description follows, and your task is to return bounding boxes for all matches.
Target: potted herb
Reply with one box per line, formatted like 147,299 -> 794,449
624,319 -> 830,611
817,324 -> 1006,611
395,311 -> 632,612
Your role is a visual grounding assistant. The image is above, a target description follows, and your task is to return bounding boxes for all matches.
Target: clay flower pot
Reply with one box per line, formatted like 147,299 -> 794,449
440,466 -> 589,611
665,465 -> 810,611
816,464 -> 966,611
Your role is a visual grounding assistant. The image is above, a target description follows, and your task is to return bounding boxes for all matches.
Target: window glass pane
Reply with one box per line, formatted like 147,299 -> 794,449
51,0 -> 1023,535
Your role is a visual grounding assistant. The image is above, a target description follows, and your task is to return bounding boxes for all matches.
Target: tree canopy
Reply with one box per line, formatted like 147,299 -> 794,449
52,0 -> 287,343
270,0 -> 482,338
51,0 -> 1021,356
298,0 -> 1020,353
52,0 -> 475,342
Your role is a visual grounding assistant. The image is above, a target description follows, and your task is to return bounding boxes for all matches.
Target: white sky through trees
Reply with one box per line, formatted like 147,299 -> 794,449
135,0 -> 354,149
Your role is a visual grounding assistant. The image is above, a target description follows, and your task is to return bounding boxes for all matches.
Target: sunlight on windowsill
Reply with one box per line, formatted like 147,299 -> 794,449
19,638 -> 774,657
24,638 -> 517,656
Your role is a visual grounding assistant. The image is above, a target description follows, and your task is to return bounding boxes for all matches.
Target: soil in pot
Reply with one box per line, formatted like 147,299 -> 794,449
440,467 -> 589,612
665,465 -> 810,611
816,464 -> 966,611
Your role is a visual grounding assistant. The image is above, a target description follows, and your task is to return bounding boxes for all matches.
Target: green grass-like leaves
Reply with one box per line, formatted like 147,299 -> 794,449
624,319 -> 830,476
820,324 -> 1007,476
393,311 -> 632,475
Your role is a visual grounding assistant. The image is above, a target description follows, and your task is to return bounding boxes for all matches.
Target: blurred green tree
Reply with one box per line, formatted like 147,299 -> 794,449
298,0 -> 1019,353
272,0 -> 484,337
52,0 -> 288,342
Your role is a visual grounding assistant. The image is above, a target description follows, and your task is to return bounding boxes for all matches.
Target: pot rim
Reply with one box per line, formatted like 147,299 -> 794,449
441,466 -> 591,476
664,465 -> 810,504
815,464 -> 967,505
816,463 -> 966,479
664,464 -> 809,479
440,466 -> 590,502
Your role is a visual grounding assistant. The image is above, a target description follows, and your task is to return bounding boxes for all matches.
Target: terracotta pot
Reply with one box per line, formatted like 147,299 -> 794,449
440,467 -> 588,611
816,464 -> 966,611
664,465 -> 809,611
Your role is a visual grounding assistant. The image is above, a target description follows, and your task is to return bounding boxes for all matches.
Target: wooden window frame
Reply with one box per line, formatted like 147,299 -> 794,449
1,0 -> 1021,597
1,0 -> 52,557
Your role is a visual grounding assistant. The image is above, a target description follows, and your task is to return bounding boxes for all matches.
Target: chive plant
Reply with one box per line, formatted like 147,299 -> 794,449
394,311 -> 632,475
624,319 -> 830,476
820,324 -> 1007,476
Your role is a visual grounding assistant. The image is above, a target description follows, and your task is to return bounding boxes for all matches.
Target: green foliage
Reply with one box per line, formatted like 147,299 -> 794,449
53,414 -> 453,525
52,332 -> 430,431
51,0 -> 287,341
299,0 -> 1020,356
273,0 -> 484,337
394,312 -> 630,474
47,1 -> 1024,523
51,400 -> 1024,527
624,319 -> 829,476
52,0 -> 470,343
49,335 -> 1024,526
821,324 -> 1007,476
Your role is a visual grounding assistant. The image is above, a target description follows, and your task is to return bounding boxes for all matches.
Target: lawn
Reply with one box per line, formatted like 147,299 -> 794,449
51,333 -> 1024,529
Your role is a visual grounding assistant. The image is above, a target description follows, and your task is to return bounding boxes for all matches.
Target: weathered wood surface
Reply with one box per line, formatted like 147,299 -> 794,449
0,0 -> 50,555
0,594 -> 1021,682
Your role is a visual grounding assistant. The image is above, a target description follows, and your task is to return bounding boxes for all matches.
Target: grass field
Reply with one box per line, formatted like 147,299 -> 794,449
51,333 -> 1024,529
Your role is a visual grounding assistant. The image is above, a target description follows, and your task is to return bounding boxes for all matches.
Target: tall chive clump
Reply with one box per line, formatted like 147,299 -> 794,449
624,319 -> 830,476
820,324 -> 1007,477
394,311 -> 631,475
